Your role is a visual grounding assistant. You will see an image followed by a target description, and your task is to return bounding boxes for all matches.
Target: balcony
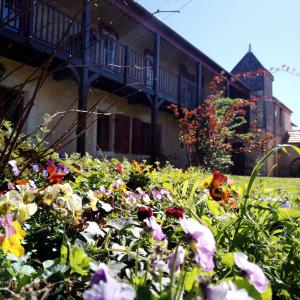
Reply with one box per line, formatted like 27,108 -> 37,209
0,0 -> 198,108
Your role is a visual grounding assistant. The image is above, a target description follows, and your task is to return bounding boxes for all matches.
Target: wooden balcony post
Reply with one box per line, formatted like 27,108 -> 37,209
24,0 -> 36,40
196,62 -> 203,105
153,34 -> 160,94
77,0 -> 92,155
124,45 -> 130,84
150,33 -> 160,164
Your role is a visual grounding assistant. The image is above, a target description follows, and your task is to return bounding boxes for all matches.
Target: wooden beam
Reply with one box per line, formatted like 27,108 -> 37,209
150,33 -> 160,164
77,0 -> 92,155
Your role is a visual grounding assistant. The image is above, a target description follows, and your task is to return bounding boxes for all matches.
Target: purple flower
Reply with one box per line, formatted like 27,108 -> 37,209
180,217 -> 216,272
136,187 -> 150,203
56,164 -> 69,174
152,259 -> 168,272
152,188 -> 172,201
112,179 -> 125,189
160,188 -> 172,200
125,191 -> 138,204
46,160 -> 55,166
84,264 -> 136,300
207,281 -> 254,300
90,263 -> 110,285
32,164 -> 39,173
168,245 -> 185,274
234,252 -> 269,293
0,214 -> 16,238
144,216 -> 165,241
9,160 -> 19,177
59,152 -> 68,159
152,189 -> 162,200
280,203 -> 291,209
42,169 -> 48,178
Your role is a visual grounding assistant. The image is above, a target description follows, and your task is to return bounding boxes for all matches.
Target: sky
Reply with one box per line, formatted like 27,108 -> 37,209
136,0 -> 300,127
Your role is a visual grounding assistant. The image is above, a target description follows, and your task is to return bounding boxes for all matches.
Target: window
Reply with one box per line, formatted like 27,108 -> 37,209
255,100 -> 266,129
279,108 -> 283,127
97,112 -> 110,151
114,114 -> 130,154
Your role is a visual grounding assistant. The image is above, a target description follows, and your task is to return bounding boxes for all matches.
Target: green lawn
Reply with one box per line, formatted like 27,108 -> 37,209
231,175 -> 300,195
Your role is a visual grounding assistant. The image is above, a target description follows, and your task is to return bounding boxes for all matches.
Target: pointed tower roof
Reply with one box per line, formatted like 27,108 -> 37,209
231,45 -> 272,79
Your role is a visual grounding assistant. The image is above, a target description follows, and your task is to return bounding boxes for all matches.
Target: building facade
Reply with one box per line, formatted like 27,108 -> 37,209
232,47 -> 295,176
0,0 -> 250,168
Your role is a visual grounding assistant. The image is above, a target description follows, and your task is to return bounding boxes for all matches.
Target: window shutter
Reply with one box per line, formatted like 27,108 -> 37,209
114,114 -> 130,154
132,118 -> 142,155
97,112 -> 110,151
142,122 -> 151,155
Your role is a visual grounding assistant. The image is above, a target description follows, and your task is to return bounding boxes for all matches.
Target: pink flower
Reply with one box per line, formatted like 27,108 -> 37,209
180,217 -> 216,272
0,214 -> 16,238
9,160 -> 19,177
207,281 -> 254,300
84,263 -> 136,300
234,252 -> 269,293
144,216 -> 165,241
168,245 -> 185,273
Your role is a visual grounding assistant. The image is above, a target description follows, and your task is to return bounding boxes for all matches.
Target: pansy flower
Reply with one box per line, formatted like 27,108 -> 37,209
202,171 -> 238,208
180,217 -> 216,272
84,263 -> 136,300
47,165 -> 65,184
165,207 -> 185,219
234,252 -> 269,293
116,163 -> 123,174
138,206 -> 153,221
144,216 -> 165,242
168,245 -> 185,274
0,215 -> 26,257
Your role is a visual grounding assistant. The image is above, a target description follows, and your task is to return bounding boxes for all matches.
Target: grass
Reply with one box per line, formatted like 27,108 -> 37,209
232,175 -> 300,195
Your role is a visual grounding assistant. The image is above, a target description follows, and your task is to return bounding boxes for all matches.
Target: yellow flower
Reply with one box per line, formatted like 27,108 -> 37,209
2,234 -> 25,257
202,176 -> 213,189
12,221 -> 26,239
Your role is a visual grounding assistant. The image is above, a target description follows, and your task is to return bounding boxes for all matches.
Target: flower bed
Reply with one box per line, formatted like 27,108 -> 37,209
0,152 -> 299,299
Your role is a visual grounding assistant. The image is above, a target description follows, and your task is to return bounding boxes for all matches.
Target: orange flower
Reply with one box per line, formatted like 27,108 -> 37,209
15,180 -> 29,185
207,171 -> 238,208
47,165 -> 65,184
209,171 -> 229,201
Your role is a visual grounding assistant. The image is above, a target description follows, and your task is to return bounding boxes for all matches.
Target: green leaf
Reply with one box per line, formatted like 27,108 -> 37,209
206,199 -> 225,216
234,276 -> 272,300
136,285 -> 154,300
221,252 -> 234,268
277,208 -> 300,220
69,245 -> 93,276
60,245 -> 68,264
184,266 -> 201,292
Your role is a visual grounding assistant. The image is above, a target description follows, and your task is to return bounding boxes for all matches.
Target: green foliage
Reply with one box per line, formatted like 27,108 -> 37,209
0,143 -> 299,299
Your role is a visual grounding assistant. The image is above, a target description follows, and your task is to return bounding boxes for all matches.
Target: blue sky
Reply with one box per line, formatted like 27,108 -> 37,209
136,0 -> 300,127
